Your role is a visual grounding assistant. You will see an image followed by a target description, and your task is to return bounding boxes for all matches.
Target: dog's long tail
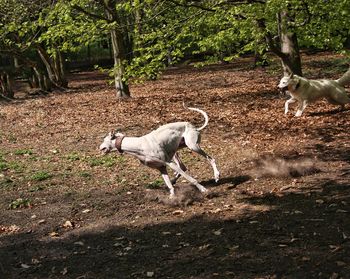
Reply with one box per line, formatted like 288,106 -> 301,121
183,103 -> 209,131
336,67 -> 350,87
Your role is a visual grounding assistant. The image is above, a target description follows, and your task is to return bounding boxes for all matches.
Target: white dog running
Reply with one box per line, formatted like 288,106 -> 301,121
99,106 -> 220,197
278,68 -> 350,117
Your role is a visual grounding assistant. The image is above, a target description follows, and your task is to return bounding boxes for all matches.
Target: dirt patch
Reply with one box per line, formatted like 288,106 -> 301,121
1,53 -> 350,278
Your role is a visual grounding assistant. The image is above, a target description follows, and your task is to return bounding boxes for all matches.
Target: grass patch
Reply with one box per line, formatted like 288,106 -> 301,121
9,198 -> 31,209
79,171 -> 92,179
0,176 -> 15,189
88,155 -> 124,167
29,185 -> 45,192
0,160 -> 24,172
147,178 -> 164,189
30,171 -> 52,181
14,149 -> 33,156
66,152 -> 82,161
0,161 -> 7,171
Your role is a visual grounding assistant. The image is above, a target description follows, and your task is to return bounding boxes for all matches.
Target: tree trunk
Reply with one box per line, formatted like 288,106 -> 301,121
54,49 -> 68,87
32,66 -> 52,92
36,45 -> 68,88
0,72 -> 14,98
110,28 -> 130,98
277,11 -> 302,76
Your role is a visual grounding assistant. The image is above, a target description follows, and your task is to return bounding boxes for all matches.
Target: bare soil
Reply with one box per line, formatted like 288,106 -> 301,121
1,53 -> 350,279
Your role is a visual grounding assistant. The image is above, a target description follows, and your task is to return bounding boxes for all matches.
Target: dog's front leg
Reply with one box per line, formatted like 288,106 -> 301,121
295,100 -> 308,117
166,162 -> 208,194
285,97 -> 296,115
159,167 -> 176,198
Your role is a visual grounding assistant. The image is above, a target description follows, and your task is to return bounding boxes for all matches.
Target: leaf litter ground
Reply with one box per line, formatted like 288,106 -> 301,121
1,52 -> 350,278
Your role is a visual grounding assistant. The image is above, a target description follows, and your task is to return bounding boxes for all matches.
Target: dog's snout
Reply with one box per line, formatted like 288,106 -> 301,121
279,86 -> 288,93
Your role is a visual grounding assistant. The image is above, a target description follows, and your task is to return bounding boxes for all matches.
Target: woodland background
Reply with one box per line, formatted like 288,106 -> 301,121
1,1 -> 350,278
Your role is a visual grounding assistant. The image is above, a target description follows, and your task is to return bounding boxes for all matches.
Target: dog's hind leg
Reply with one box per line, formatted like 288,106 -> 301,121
327,91 -> 350,109
184,134 -> 220,182
285,97 -> 296,114
295,100 -> 308,117
160,167 -> 176,197
171,153 -> 187,184
166,162 -> 208,193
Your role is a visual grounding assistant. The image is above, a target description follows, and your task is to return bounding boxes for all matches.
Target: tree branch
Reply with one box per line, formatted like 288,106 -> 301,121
256,18 -> 293,71
221,0 -> 266,5
71,4 -> 108,21
288,0 -> 311,28
165,0 -> 216,12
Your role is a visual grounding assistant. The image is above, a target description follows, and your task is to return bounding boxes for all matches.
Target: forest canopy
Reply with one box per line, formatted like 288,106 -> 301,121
0,0 -> 349,98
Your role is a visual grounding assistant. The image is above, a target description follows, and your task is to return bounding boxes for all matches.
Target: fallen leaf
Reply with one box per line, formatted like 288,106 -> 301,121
21,263 -> 30,269
49,232 -> 59,237
61,267 -> 68,275
74,241 -> 84,246
63,220 -> 74,228
336,261 -> 346,267
172,209 -> 184,215
213,228 -> 223,236
209,208 -> 222,213
330,272 -> 339,279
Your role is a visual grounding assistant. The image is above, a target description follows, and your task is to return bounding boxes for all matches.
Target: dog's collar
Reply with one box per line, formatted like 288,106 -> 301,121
115,135 -> 125,154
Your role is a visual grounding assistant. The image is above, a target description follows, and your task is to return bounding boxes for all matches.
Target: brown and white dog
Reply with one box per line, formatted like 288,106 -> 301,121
278,68 -> 350,117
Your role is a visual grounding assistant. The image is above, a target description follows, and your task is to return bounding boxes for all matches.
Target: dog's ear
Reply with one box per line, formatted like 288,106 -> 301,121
289,72 -> 294,79
109,130 -> 116,139
291,76 -> 301,90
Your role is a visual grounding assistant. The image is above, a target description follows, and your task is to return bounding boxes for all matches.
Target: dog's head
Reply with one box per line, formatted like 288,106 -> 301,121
99,130 -> 123,154
278,73 -> 300,93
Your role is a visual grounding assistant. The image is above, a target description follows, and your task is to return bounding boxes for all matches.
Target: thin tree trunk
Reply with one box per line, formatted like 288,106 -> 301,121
277,12 -> 302,76
36,45 -> 68,88
0,72 -> 14,98
33,66 -> 52,92
110,29 -> 130,98
72,1 -> 131,98
257,13 -> 302,77
54,49 -> 68,87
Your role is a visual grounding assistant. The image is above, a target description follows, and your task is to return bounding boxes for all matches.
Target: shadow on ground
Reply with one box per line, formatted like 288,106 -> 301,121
1,178 -> 349,279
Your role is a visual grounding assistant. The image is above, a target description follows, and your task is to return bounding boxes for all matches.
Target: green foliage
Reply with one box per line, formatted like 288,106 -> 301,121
79,171 -> 92,179
1,0 -> 349,88
88,155 -> 124,167
14,149 -> 33,156
0,154 -> 24,172
0,162 -> 7,171
9,198 -> 31,209
0,176 -> 14,189
66,152 -> 82,161
147,178 -> 164,189
29,185 -> 45,192
30,171 -> 52,181
38,1 -> 106,54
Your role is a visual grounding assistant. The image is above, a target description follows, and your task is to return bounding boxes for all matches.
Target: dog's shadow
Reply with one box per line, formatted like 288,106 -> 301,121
309,107 -> 349,117
148,175 -> 251,206
201,175 -> 251,189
